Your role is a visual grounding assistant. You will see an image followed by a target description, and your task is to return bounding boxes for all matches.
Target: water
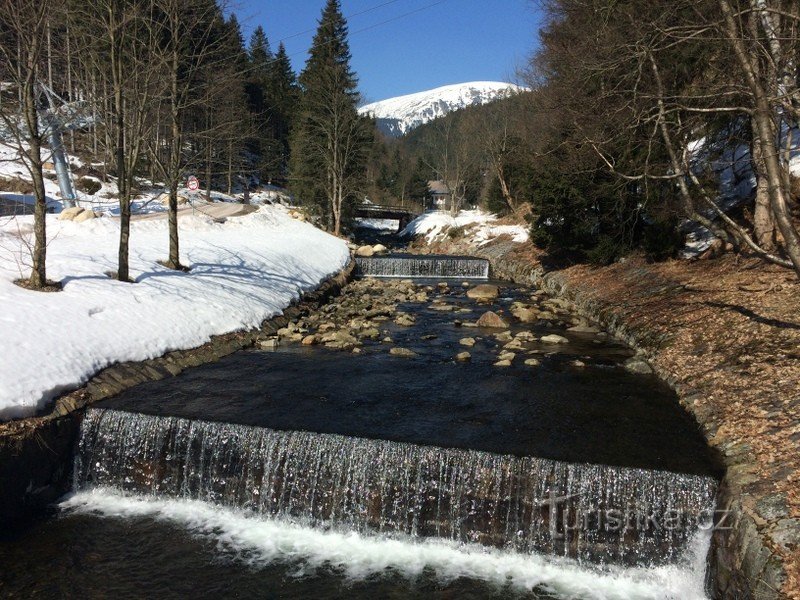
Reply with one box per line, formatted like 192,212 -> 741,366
0,270 -> 720,598
75,408 -> 717,566
355,254 -> 490,279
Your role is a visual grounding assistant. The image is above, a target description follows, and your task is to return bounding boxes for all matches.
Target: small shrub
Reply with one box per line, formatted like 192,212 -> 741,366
642,219 -> 683,262
447,225 -> 465,240
76,177 -> 102,195
586,236 -> 627,266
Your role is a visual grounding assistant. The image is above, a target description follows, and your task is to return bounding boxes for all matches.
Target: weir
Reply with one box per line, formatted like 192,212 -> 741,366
355,254 -> 489,279
75,408 -> 717,567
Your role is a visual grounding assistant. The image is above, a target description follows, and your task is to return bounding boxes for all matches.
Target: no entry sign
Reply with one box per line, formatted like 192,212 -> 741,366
187,176 -> 199,192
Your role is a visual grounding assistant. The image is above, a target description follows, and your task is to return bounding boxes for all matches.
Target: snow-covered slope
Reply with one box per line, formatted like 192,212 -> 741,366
359,82 -> 526,137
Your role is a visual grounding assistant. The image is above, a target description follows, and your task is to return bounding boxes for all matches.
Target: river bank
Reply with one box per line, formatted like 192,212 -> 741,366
410,232 -> 800,599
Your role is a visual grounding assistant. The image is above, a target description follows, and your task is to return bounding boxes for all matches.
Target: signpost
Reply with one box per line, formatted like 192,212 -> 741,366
187,175 -> 199,192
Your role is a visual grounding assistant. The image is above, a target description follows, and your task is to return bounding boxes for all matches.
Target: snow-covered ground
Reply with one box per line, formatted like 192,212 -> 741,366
0,205 -> 349,420
354,217 -> 400,231
400,210 -> 529,246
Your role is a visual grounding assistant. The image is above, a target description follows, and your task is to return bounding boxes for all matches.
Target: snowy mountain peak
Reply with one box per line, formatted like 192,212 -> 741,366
359,81 -> 526,137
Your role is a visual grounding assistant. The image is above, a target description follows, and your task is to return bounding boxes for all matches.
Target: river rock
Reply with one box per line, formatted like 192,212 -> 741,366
466,284 -> 499,300
355,245 -> 374,257
498,351 -> 516,361
494,331 -> 513,341
455,351 -> 471,361
301,334 -> 318,345
390,347 -> 417,358
459,337 -> 476,347
568,324 -> 600,333
461,282 -> 470,288
540,334 -> 569,344
394,313 -> 415,326
624,357 -> 653,374
476,311 -> 509,329
515,331 -> 536,341
572,359 -> 586,368
512,307 -> 539,323
372,244 -> 387,254
259,338 -> 279,349
524,358 -> 541,366
503,340 -> 524,351
493,359 -> 512,367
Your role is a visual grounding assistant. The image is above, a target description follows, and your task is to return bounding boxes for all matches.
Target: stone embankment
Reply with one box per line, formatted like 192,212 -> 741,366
0,261 -> 354,526
414,235 -> 799,599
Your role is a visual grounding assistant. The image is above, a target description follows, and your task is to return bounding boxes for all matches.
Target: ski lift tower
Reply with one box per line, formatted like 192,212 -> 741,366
37,84 -> 92,209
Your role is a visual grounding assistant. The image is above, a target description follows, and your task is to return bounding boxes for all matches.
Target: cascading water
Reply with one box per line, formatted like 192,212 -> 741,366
355,254 -> 490,279
75,408 -> 717,568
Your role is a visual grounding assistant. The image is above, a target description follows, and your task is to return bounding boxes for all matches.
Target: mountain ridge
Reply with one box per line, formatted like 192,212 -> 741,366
359,81 -> 526,137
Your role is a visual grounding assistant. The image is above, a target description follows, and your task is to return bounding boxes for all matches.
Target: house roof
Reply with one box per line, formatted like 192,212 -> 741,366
428,180 -> 450,195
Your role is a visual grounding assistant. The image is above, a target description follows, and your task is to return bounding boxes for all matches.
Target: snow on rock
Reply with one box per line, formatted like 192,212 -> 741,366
359,82 -> 527,137
400,210 -> 529,246
0,205 -> 350,420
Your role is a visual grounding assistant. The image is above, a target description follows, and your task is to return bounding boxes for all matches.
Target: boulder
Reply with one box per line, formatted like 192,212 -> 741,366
73,209 -> 97,222
394,313 -> 415,327
455,351 -> 471,362
389,347 -> 417,358
58,206 -> 85,221
498,351 -> 516,362
372,244 -> 388,254
466,284 -> 499,300
301,335 -> 318,346
459,337 -> 476,347
524,358 -> 541,367
476,311 -> 509,329
512,307 -> 539,323
540,334 -> 569,344
259,338 -> 279,349
624,357 -> 653,374
493,359 -> 512,367
355,245 -> 374,257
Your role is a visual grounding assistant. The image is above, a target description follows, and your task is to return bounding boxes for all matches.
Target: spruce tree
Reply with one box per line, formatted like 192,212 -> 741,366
289,0 -> 370,234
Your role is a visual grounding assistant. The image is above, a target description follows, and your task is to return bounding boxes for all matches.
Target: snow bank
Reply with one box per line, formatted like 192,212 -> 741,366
400,210 -> 529,246
0,205 -> 349,420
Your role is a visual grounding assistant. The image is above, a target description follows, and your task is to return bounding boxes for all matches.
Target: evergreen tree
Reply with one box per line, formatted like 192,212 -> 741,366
289,0 -> 370,234
265,42 -> 297,184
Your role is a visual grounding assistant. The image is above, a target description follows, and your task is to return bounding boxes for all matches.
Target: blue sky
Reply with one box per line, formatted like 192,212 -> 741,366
234,0 -> 541,103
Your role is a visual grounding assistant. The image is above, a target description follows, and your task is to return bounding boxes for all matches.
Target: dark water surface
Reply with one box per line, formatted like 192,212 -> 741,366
99,279 -> 720,476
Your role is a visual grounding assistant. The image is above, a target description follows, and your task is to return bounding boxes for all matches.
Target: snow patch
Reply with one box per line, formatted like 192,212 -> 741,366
0,205 -> 349,419
400,210 -> 529,246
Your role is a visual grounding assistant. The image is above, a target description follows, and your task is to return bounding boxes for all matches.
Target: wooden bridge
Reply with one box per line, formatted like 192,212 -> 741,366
354,203 -> 420,230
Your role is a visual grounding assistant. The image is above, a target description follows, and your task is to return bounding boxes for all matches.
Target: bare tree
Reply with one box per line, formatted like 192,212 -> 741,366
0,0 -> 53,289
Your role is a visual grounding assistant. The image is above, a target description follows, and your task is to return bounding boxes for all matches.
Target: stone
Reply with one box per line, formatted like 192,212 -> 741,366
429,304 -> 458,312
512,307 -> 539,323
493,359 -> 512,367
372,244 -> 388,254
259,338 -> 279,349
461,282 -> 470,288
476,311 -> 509,329
498,351 -> 516,362
276,327 -> 293,338
524,358 -> 541,367
301,335 -> 318,346
572,359 -> 586,368
389,347 -> 417,358
515,331 -> 536,341
394,313 -> 416,327
455,351 -> 471,362
355,245 -> 374,257
568,324 -> 600,333
466,284 -> 499,300
494,331 -> 513,341
459,337 -> 476,347
58,206 -> 84,221
352,347 -> 362,354
73,209 -> 97,222
504,340 -> 524,351
772,518 -> 800,551
540,334 -> 569,344
359,328 -> 381,340
382,336 -> 392,343
624,357 -> 653,374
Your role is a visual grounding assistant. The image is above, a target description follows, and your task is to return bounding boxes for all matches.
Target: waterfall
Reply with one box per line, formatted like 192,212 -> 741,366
75,408 -> 717,567
355,255 -> 489,279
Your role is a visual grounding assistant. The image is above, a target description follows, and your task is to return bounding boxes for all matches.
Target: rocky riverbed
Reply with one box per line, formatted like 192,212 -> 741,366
259,277 -> 651,373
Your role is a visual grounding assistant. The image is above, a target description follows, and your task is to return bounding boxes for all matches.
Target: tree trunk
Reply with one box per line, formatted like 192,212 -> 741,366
22,73 -> 47,288
720,0 -> 800,276
752,123 -> 777,250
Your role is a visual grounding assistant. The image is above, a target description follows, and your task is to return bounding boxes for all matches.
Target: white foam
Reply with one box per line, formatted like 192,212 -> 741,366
61,489 -> 711,600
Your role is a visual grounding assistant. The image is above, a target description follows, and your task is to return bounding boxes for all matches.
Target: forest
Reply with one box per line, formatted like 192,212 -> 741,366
3,0 -> 800,287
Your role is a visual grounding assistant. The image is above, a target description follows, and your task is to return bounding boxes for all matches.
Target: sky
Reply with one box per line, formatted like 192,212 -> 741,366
234,0 -> 541,104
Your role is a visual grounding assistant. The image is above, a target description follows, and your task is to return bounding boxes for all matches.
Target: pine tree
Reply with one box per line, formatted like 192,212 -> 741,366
289,0 -> 370,234
265,42 -> 298,183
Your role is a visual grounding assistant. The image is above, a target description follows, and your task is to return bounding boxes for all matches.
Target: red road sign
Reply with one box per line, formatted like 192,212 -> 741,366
187,176 -> 199,191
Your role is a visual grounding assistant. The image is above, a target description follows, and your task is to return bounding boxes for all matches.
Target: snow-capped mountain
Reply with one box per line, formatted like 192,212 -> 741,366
359,81 -> 526,137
